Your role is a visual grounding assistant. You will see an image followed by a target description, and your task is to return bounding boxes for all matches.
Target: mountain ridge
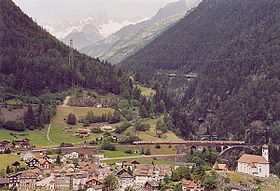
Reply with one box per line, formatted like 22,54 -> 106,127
0,0 -> 125,97
81,0 -> 201,64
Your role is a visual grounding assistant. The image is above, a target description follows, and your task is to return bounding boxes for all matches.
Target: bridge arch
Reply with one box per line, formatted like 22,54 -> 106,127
190,145 -> 197,150
220,145 -> 255,156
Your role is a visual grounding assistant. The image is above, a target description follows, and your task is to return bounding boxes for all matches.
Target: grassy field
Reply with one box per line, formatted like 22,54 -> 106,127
227,171 -> 280,191
125,117 -> 182,141
0,154 -> 23,172
53,106 -> 114,124
0,106 -> 115,147
0,128 -> 50,147
47,105 -> 114,146
116,144 -> 178,155
136,84 -> 156,97
103,156 -> 177,166
48,123 -> 101,146
103,150 -> 139,158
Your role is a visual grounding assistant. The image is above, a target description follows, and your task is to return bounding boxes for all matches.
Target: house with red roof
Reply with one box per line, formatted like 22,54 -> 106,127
237,145 -> 269,177
182,179 -> 202,191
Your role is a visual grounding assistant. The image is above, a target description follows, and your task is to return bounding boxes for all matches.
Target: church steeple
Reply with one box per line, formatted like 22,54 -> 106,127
262,144 -> 269,161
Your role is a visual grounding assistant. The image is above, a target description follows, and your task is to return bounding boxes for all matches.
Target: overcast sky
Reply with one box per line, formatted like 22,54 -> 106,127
12,0 -> 181,24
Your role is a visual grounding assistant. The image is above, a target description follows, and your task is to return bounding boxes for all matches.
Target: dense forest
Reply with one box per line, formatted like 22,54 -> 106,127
0,0 -> 127,98
121,0 -> 280,142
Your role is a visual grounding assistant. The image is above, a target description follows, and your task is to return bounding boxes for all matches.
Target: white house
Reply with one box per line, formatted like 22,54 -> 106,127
237,145 -> 269,178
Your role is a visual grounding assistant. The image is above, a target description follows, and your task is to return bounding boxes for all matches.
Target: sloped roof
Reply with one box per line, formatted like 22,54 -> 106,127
213,163 -> 227,170
134,164 -> 153,177
238,154 -> 269,164
145,181 -> 159,187
118,171 -> 133,178
182,179 -> 199,188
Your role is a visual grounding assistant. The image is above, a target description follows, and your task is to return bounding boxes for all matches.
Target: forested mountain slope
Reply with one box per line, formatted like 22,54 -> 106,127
122,0 -> 280,141
0,0 -> 124,97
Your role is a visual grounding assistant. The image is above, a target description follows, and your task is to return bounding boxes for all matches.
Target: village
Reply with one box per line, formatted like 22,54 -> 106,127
0,137 -> 274,191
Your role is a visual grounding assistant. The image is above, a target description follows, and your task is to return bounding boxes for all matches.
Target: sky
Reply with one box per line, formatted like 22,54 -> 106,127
12,0 -> 181,24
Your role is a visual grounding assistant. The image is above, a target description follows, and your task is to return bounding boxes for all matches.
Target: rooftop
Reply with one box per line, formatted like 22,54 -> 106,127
182,179 -> 200,188
238,154 -> 269,164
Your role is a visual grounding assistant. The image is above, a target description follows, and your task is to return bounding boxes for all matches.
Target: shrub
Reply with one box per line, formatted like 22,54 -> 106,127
135,121 -> 150,131
101,142 -> 116,151
120,135 -> 141,144
115,121 -> 131,134
155,143 -> 161,149
125,149 -> 133,154
3,120 -> 26,131
145,148 -> 151,155
91,127 -> 102,133
66,113 -> 77,125
60,142 -> 74,147
83,119 -> 90,127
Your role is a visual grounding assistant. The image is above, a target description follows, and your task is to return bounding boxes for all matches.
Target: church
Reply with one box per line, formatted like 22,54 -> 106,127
237,145 -> 269,178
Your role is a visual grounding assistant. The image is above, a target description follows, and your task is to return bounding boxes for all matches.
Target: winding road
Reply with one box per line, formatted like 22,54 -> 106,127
46,123 -> 54,144
46,96 -> 71,144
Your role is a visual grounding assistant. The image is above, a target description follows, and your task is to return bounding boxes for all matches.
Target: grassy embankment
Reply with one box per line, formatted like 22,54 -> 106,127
226,172 -> 280,191
0,105 -> 114,147
48,106 -> 114,146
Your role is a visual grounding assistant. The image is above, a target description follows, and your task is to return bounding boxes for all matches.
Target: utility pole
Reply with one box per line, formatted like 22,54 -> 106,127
69,39 -> 75,88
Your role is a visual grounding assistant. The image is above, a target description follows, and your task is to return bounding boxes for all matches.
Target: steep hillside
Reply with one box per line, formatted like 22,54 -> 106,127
81,0 -> 200,64
122,0 -> 280,140
0,0 -> 125,97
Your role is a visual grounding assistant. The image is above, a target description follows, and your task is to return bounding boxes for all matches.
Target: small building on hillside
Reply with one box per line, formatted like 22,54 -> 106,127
237,145 -> 269,178
100,125 -> 114,132
213,162 -> 228,172
182,179 -> 203,191
156,130 -> 164,137
13,138 -> 30,149
0,140 -> 11,152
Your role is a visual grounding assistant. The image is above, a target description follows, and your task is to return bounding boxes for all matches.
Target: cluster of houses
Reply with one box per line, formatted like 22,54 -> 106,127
0,142 -> 270,191
0,150 -> 201,191
0,138 -> 31,152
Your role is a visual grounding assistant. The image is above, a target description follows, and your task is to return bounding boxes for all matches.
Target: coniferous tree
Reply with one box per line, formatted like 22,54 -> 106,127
103,175 -> 118,191
24,105 -> 36,130
66,113 -> 77,125
56,155 -> 61,164
6,165 -> 11,175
